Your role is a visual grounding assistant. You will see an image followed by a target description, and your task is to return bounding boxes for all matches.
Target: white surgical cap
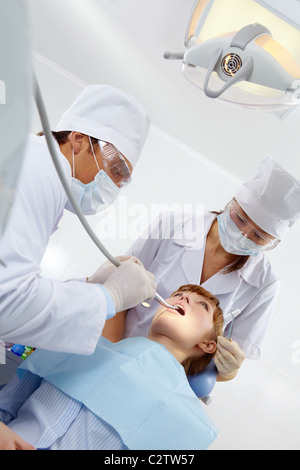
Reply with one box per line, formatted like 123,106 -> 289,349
235,156 -> 300,239
55,84 -> 151,168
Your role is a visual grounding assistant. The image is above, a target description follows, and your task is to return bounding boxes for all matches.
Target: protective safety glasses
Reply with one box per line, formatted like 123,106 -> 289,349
227,199 -> 280,251
99,141 -> 132,188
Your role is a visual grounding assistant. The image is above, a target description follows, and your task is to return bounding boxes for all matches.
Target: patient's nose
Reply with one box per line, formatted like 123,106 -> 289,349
179,294 -> 189,304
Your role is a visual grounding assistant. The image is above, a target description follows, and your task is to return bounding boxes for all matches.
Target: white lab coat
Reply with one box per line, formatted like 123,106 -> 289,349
125,212 -> 281,360
0,135 -> 111,354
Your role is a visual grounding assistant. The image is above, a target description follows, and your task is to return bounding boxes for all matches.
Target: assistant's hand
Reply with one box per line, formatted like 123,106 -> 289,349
0,422 -> 35,450
104,258 -> 157,312
215,336 -> 246,381
86,255 -> 135,285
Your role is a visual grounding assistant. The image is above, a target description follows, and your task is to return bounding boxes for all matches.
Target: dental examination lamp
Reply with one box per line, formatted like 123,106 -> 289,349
165,0 -> 300,112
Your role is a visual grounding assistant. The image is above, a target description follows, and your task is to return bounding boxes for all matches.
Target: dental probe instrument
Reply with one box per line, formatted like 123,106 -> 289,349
155,293 -> 179,311
227,309 -> 241,341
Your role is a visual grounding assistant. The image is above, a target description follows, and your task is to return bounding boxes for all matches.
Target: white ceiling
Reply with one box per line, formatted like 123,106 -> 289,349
27,0 -> 300,182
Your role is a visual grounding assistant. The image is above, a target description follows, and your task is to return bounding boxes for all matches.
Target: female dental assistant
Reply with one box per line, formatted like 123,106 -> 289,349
0,84 -> 156,354
120,156 -> 300,381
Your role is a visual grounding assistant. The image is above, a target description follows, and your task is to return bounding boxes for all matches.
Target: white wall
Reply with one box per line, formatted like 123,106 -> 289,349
34,55 -> 300,450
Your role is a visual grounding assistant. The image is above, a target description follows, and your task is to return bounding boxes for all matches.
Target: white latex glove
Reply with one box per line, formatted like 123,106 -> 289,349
86,256 -> 137,285
103,259 -> 157,312
215,336 -> 246,381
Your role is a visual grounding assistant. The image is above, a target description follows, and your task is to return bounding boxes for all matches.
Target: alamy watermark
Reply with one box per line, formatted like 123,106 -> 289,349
95,198 -> 205,245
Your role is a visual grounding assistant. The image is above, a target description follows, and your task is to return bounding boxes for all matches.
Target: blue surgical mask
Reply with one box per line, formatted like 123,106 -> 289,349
217,211 -> 261,257
68,170 -> 120,215
66,139 -> 120,215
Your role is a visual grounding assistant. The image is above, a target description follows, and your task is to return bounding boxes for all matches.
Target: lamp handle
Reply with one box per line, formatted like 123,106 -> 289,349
204,48 -> 254,99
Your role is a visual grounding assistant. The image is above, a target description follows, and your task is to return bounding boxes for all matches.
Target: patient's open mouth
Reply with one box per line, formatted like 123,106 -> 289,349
174,305 -> 185,316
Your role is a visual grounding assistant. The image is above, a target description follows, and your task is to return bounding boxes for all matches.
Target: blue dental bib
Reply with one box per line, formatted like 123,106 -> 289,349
18,337 -> 217,450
